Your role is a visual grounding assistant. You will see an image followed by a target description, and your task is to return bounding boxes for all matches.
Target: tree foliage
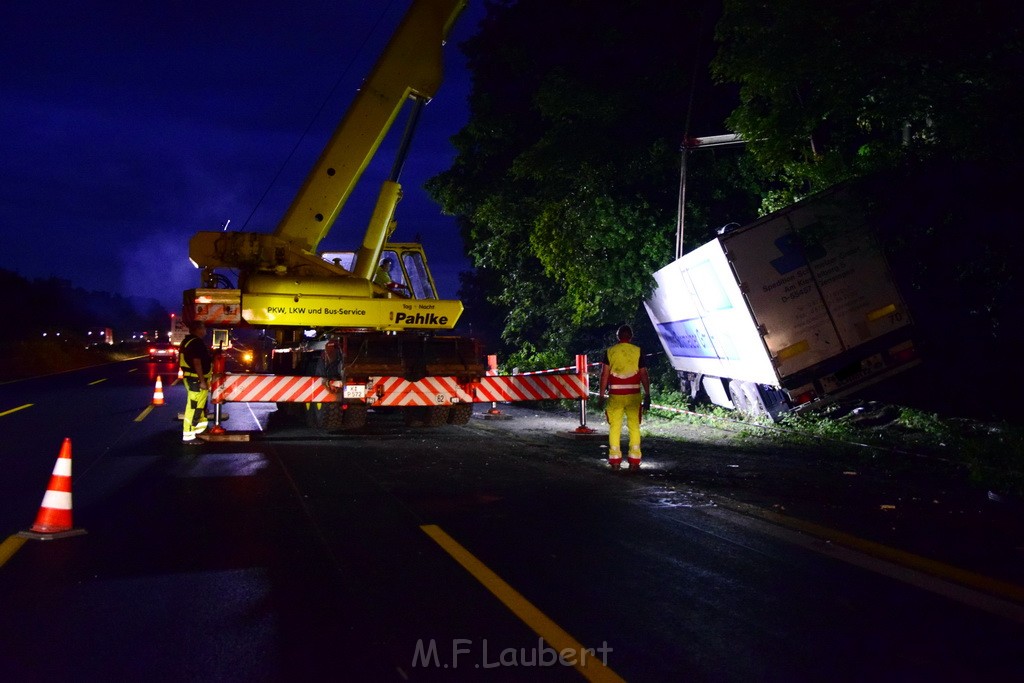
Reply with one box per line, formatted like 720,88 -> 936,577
712,0 -> 1024,209
0,268 -> 167,344
428,0 -> 747,367
429,0 -> 1023,379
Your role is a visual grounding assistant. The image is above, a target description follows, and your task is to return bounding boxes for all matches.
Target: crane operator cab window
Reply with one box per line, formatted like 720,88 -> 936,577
374,249 -> 436,300
402,251 -> 436,300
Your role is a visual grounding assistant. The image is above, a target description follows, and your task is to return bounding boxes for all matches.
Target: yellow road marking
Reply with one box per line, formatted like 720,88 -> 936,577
134,405 -> 154,422
421,524 -> 625,682
88,378 -> 108,386
0,403 -> 33,417
0,535 -> 27,568
717,497 -> 1024,604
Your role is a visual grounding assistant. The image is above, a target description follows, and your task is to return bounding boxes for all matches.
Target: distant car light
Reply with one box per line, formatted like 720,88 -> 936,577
148,343 -> 179,361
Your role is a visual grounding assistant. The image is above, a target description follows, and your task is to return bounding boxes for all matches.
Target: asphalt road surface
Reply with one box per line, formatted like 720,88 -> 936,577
1,359 -> 1023,681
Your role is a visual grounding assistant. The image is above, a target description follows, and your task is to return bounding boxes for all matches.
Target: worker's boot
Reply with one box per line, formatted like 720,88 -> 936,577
608,448 -> 622,470
627,447 -> 641,471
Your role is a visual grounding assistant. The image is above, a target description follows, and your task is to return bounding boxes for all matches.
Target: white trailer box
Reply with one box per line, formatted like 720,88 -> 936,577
645,186 -> 918,418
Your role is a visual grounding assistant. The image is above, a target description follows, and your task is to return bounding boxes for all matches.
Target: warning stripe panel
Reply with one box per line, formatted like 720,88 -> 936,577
194,303 -> 241,325
371,376 -> 475,407
475,374 -> 587,402
212,371 -> 587,405
213,375 -> 337,404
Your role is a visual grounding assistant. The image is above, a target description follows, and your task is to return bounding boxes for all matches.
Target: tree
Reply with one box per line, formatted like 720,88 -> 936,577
0,268 -> 167,344
712,0 -> 1024,209
429,0 -> 751,367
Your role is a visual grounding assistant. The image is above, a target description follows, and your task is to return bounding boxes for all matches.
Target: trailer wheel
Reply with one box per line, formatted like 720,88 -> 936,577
729,380 -> 769,419
404,405 -> 450,428
447,403 -> 473,425
728,381 -> 748,415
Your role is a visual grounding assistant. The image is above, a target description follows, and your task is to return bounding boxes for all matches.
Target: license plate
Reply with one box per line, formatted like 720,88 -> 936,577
343,384 -> 366,399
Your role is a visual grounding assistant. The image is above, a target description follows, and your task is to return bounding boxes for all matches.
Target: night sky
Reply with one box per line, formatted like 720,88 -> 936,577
1,0 -> 486,312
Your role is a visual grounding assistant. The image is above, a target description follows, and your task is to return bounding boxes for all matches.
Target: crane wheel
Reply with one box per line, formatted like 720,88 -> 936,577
447,403 -> 473,425
403,405 -> 450,428
305,402 -> 368,431
306,402 -> 345,431
342,404 -> 368,429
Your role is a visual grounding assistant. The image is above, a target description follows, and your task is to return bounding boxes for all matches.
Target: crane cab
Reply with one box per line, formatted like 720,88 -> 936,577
321,242 -> 440,300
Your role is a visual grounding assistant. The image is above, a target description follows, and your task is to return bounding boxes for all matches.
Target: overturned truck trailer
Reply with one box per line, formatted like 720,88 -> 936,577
646,185 -> 919,420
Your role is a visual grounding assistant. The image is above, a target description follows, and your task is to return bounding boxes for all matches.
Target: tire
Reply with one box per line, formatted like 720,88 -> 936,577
308,403 -> 345,432
728,380 -> 769,419
342,403 -> 368,430
403,405 -> 450,428
742,383 -> 770,419
728,380 -> 750,415
447,402 -> 473,425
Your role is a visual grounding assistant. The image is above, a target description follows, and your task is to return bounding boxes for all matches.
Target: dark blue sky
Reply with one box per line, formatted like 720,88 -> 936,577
0,0 -> 487,311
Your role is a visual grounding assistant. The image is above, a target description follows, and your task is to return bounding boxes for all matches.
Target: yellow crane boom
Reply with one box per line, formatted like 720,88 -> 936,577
186,0 -> 468,332
274,0 -> 466,255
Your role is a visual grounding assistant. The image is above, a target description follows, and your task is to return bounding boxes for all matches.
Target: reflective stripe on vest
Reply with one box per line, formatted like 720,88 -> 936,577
608,373 -> 641,394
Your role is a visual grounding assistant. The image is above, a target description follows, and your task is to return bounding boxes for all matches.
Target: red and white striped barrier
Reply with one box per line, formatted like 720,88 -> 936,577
370,376 -> 474,406
213,374 -> 339,404
514,365 -> 578,376
474,373 -> 587,402
211,354 -> 591,407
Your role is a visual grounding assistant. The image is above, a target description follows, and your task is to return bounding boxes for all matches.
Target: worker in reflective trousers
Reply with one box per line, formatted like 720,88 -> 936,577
179,320 -> 212,445
598,325 -> 651,470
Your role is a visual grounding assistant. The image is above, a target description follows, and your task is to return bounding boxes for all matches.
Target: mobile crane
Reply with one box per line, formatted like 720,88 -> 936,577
183,0 -> 485,430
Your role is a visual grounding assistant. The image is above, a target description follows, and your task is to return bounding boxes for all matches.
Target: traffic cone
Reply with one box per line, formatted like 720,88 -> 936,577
177,366 -> 183,380
19,438 -> 86,540
152,376 -> 165,405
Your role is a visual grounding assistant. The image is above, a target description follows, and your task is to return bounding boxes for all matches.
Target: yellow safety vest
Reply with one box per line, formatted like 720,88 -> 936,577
179,336 -> 211,379
606,342 -> 642,395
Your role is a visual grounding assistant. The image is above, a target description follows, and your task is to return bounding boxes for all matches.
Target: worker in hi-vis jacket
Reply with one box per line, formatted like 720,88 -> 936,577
179,320 -> 212,445
597,325 -> 651,470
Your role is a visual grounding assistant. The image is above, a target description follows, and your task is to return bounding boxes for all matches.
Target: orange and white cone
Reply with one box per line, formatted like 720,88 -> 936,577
19,438 -> 86,540
152,376 -> 165,405
177,366 -> 183,380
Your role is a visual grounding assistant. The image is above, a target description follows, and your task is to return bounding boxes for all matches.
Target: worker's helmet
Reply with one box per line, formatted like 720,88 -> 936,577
616,325 -> 633,341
